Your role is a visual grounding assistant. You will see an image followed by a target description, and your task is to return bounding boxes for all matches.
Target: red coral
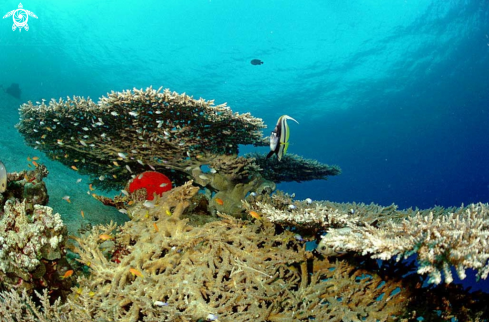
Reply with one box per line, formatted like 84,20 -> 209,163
128,171 -> 172,200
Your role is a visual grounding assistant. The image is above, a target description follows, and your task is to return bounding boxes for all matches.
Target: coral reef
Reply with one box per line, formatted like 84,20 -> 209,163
0,183 -> 411,321
16,87 -> 340,218
1,185 -> 489,320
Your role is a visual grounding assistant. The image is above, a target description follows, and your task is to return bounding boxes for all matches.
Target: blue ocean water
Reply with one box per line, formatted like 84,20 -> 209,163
1,0 -> 489,300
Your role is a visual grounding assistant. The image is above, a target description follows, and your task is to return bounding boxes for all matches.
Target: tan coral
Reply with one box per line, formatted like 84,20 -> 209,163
65,182 -> 409,321
17,87 -> 267,190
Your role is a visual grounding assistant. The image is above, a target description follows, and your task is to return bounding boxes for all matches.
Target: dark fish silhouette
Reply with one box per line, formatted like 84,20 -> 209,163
1,83 -> 21,99
251,59 -> 263,65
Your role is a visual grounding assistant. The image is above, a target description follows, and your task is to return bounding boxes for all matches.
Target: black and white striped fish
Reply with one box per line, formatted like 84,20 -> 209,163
266,115 -> 299,161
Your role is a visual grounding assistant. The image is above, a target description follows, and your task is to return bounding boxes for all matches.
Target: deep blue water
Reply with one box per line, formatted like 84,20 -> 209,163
1,0 -> 489,296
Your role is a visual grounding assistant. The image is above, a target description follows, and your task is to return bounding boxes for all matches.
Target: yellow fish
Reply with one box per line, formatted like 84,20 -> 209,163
249,211 -> 262,220
71,165 -> 78,171
61,270 -> 74,279
129,268 -> 144,278
215,198 -> 224,205
99,234 -> 113,241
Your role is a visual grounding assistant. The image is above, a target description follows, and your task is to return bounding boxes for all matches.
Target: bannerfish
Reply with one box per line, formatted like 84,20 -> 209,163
251,59 -> 263,65
0,161 -> 6,193
267,115 -> 299,161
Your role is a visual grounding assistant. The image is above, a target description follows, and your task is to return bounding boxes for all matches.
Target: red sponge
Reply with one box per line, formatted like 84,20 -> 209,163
128,171 -> 172,200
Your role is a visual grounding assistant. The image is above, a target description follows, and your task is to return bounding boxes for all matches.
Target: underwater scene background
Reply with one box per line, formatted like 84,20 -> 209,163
1,0 -> 489,320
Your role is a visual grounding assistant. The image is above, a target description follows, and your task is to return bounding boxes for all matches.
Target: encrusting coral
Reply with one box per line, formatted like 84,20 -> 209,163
1,163 -> 49,213
0,162 -> 76,305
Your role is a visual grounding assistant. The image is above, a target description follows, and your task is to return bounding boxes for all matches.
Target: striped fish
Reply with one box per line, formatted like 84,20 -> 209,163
267,115 -> 299,161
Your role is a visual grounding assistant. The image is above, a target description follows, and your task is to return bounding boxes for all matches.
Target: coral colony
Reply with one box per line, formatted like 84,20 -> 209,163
0,86 -> 487,320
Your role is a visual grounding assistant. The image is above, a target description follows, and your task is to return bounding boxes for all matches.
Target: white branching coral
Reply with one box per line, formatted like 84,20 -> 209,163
319,203 -> 489,284
254,200 -> 358,229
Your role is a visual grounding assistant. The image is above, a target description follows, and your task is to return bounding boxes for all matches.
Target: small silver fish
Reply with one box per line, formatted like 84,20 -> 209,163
129,111 -> 139,117
143,200 -> 155,208
126,165 -> 132,173
110,111 -> 119,116
118,152 -> 127,159
209,168 -> 217,174
153,301 -> 168,307
305,198 -> 312,204
206,313 -> 218,321
121,189 -> 129,196
199,174 -> 209,180
99,175 -> 105,181
288,204 -> 296,210
118,208 -> 128,214
76,178 -> 82,183
250,192 -> 257,197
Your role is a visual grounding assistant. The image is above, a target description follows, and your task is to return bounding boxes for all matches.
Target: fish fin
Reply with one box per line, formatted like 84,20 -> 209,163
266,150 -> 275,159
283,115 -> 299,124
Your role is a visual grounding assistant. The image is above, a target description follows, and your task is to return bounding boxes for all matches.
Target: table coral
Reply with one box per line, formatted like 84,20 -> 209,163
17,86 -> 267,190
248,152 -> 341,183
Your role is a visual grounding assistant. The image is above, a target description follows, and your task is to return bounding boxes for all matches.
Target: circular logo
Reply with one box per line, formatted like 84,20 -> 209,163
13,9 -> 28,28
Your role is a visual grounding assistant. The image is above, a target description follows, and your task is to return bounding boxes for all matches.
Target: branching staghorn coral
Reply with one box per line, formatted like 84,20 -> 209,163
3,188 -> 489,320
250,194 -> 489,285
319,203 -> 489,285
64,182 -> 409,321
17,86 -> 267,189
